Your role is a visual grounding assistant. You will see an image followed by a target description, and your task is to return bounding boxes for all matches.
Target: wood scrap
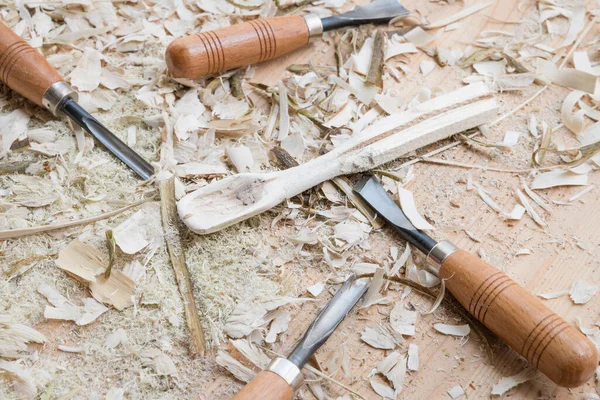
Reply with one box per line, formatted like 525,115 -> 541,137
159,177 -> 206,357
54,240 -> 134,310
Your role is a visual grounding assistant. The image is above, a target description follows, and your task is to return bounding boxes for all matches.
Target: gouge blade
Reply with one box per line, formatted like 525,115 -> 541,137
287,275 -> 369,368
322,0 -> 410,31
61,99 -> 154,180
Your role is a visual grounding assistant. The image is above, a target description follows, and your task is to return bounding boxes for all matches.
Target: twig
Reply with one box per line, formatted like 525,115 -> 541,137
371,169 -> 404,181
159,177 -> 206,357
0,198 -> 153,241
421,158 -> 534,173
366,30 -> 385,88
104,230 -> 116,278
230,69 -> 245,99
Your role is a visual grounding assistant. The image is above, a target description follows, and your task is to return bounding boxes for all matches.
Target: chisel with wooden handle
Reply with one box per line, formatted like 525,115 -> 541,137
166,0 -> 410,79
232,275 -> 369,400
354,176 -> 598,388
0,22 -> 154,180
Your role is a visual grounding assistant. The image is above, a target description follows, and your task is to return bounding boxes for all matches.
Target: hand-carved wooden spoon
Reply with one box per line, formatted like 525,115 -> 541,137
177,82 -> 497,234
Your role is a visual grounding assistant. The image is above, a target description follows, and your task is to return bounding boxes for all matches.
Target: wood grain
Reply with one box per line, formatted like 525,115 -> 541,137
165,16 -> 309,79
0,22 -> 63,107
439,250 -> 598,388
231,371 -> 294,400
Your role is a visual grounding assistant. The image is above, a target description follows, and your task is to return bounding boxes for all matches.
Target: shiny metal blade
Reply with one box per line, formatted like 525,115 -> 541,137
321,0 -> 410,31
354,176 -> 437,255
61,98 -> 154,180
287,275 -> 370,368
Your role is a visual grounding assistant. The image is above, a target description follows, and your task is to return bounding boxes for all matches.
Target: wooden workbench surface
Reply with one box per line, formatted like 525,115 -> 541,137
246,1 -> 600,399
1,1 -> 599,399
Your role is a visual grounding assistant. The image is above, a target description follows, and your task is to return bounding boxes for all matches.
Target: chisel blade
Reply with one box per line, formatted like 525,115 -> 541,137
61,99 -> 154,180
354,176 -> 437,255
287,275 -> 370,368
322,0 -> 410,31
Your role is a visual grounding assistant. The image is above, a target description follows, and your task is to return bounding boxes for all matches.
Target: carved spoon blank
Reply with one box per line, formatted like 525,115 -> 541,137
177,82 -> 498,234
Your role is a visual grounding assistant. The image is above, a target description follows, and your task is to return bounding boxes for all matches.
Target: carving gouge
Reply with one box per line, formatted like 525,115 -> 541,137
166,0 -> 410,79
0,22 -> 154,180
354,176 -> 598,388
231,275 -> 370,400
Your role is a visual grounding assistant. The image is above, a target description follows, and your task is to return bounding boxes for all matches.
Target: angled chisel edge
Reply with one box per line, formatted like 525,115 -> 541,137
231,275 -> 370,400
354,175 -> 597,388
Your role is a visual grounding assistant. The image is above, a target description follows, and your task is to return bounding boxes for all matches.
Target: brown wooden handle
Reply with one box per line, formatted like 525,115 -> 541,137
440,250 -> 598,388
0,22 -> 63,107
231,371 -> 294,400
166,16 -> 309,79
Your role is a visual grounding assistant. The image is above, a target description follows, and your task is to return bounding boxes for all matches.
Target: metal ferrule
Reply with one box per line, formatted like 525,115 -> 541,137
266,357 -> 304,391
426,240 -> 458,275
42,81 -> 78,117
302,14 -> 324,38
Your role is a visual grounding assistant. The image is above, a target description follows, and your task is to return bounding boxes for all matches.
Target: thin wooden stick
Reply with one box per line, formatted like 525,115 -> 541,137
366,30 -> 385,88
0,198 -> 153,241
421,158 -> 534,173
159,177 -> 206,357
396,17 -> 597,171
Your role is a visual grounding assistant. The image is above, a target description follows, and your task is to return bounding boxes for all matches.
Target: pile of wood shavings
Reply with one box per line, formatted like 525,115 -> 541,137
1,0 -> 600,399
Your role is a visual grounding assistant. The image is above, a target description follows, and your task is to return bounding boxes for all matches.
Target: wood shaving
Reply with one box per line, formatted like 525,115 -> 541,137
447,385 -> 466,399
491,367 -> 538,396
570,280 -> 599,304
531,170 -> 589,189
390,302 -> 417,336
433,323 -> 470,337
407,343 -> 419,371
398,187 -> 434,230
426,2 -> 493,29
113,202 -> 163,254
537,59 -> 597,93
361,325 -> 398,349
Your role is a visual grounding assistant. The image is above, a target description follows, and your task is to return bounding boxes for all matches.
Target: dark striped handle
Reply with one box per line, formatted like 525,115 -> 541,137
165,16 -> 309,79
439,249 -> 598,388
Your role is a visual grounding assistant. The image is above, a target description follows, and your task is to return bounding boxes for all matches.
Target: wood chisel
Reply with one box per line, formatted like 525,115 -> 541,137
0,22 -> 154,180
231,275 -> 369,400
166,0 -> 410,79
354,175 -> 598,388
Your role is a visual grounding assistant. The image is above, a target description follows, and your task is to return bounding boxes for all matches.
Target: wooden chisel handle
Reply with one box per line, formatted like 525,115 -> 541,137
0,22 -> 66,108
166,15 -> 313,79
438,248 -> 598,387
231,371 -> 294,400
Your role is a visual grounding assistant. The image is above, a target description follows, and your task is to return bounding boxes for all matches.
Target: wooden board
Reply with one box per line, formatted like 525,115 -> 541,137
239,1 -> 600,399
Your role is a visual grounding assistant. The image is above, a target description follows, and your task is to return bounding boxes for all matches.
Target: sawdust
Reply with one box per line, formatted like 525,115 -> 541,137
1,0 -> 600,399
